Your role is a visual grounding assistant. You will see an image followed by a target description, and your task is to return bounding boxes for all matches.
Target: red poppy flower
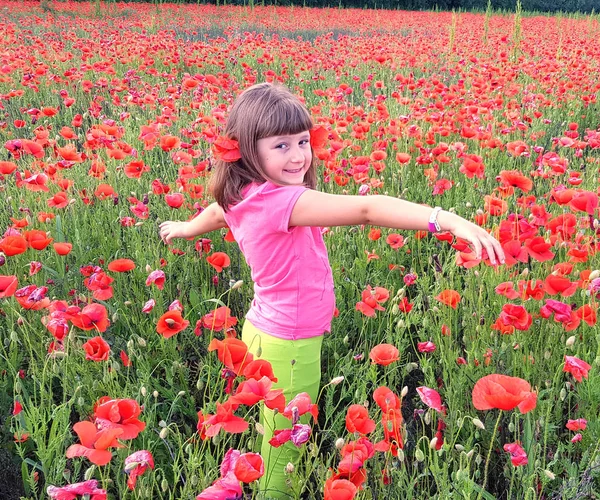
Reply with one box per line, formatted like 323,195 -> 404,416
566,418 -> 587,431
525,237 -> 555,262
503,442 -> 528,466
201,401 -> 249,438
206,252 -> 231,273
53,242 -> 73,256
345,404 -> 376,435
82,336 -> 110,362
124,450 -> 154,490
156,310 -> 189,338
94,398 -> 146,440
47,480 -> 107,499
472,374 -> 537,413
0,161 -> 17,175
324,477 -> 357,500
208,337 -> 253,375
71,303 -> 110,332
496,170 -> 533,192
282,392 -> 319,421
232,452 -> 264,483
124,160 -> 149,179
373,386 -> 401,412
0,275 -> 18,298
386,233 -> 405,249
575,304 -> 597,327
435,289 -> 461,309
230,376 -> 285,411
24,230 -> 53,250
160,135 -> 181,152
66,421 -> 124,466
201,306 -> 237,331
242,359 -> 277,382
495,282 -> 520,300
145,270 -> 165,289
165,193 -> 185,209
499,304 -> 532,331
212,137 -> 241,162
416,386 -> 443,412
369,343 -> 399,366
544,274 -> 578,297
107,258 -> 136,272
563,355 -> 591,383
0,235 -> 28,256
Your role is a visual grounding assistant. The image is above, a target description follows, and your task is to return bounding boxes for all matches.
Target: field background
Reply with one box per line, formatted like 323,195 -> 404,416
1,1 -> 600,499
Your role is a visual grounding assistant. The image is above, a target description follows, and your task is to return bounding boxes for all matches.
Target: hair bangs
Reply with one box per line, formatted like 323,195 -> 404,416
256,97 -> 313,140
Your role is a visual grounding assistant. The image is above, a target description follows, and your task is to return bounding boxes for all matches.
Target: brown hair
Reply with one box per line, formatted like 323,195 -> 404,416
210,83 -> 318,210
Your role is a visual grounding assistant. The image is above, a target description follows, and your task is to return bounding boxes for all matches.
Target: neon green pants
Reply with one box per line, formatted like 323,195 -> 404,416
242,320 -> 323,499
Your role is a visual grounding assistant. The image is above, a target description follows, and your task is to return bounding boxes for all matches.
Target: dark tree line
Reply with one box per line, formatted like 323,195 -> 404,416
138,0 -> 597,13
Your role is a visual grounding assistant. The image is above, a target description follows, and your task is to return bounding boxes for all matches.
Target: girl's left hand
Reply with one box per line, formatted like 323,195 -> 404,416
446,216 -> 505,266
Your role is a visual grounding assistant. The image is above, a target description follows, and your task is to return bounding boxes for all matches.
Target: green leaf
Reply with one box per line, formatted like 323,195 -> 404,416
21,461 -> 31,496
55,214 -> 64,242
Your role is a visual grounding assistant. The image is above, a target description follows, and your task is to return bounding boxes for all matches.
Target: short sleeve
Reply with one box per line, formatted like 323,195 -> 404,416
260,183 -> 307,233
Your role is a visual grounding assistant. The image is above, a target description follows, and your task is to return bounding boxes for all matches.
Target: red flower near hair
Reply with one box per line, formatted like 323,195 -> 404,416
212,137 -> 241,162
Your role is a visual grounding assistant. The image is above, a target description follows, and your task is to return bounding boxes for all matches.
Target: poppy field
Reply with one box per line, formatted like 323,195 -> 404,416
1,1 -> 600,498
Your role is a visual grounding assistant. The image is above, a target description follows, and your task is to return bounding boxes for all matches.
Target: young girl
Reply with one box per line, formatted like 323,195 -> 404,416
159,83 -> 505,498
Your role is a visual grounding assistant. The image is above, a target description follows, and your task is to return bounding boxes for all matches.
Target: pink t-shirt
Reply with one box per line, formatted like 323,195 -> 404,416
223,182 -> 335,340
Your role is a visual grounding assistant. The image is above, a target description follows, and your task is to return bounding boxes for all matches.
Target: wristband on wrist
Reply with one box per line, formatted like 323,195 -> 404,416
428,206 -> 443,233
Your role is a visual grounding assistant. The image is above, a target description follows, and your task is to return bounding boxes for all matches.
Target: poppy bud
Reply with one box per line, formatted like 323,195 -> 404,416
405,362 -> 418,373
84,466 -> 95,481
401,386 -> 408,398
330,376 -> 344,386
335,438 -> 345,450
161,479 -> 169,492
159,428 -> 169,439
472,418 -> 485,430
455,444 -> 465,452
141,386 -> 147,397
153,390 -> 159,398
231,280 -> 244,290
255,422 -> 264,435
137,336 -> 146,347
465,202 -> 472,208
543,470 -> 555,480
589,270 -> 600,280
285,463 -> 295,474
560,388 -> 567,401
429,437 -> 438,449
415,449 -> 425,462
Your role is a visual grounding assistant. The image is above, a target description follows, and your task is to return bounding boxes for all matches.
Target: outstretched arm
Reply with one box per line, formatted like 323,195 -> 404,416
289,191 -> 505,265
159,202 -> 227,245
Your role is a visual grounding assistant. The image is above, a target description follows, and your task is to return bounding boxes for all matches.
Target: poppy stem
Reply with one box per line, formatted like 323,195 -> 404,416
479,410 -> 502,500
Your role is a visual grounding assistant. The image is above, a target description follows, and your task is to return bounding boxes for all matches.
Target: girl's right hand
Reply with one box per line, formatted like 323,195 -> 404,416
159,221 -> 190,245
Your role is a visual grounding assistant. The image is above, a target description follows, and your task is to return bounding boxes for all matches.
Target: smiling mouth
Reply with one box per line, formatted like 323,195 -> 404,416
284,168 -> 303,173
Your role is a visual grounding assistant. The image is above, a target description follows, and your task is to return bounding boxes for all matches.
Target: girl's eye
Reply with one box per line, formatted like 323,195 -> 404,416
299,139 -> 309,146
275,143 -> 288,149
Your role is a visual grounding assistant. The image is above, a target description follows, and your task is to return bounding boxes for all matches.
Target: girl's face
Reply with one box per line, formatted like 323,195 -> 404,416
256,131 -> 312,186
